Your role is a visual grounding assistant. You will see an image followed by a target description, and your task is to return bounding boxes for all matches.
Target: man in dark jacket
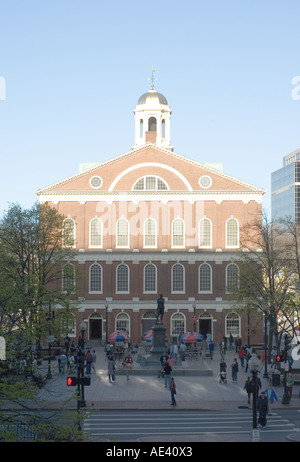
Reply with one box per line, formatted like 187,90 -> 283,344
257,391 -> 268,427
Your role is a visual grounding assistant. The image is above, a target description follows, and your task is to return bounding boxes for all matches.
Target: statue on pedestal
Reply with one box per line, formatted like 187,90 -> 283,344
156,294 -> 165,323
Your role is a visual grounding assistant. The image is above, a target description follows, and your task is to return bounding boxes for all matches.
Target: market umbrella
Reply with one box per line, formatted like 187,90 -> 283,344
108,330 -> 129,343
179,331 -> 203,343
142,329 -> 168,343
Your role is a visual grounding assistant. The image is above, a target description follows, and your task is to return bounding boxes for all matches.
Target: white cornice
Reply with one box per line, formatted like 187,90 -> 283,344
38,190 -> 263,205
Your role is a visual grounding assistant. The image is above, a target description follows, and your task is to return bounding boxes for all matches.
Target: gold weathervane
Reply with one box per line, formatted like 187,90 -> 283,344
148,68 -> 157,90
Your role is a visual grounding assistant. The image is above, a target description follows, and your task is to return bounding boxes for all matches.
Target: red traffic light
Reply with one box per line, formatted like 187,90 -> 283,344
276,355 -> 281,362
67,376 -> 78,386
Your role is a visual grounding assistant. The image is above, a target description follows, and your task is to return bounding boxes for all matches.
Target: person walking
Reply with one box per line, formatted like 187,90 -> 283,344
264,384 -> 278,415
107,355 -> 116,382
258,391 -> 268,428
244,376 -> 253,404
208,341 -> 215,360
85,350 -> 93,374
163,361 -> 172,389
123,353 -> 133,380
286,372 -> 294,400
169,377 -> 176,406
238,347 -> 246,368
92,349 -> 96,372
231,358 -> 239,382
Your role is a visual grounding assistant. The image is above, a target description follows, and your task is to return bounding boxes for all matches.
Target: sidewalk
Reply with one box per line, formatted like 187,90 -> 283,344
37,344 -> 300,412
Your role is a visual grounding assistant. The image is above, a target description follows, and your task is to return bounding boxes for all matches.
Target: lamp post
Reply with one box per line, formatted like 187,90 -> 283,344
79,320 -> 86,408
263,313 -> 269,378
248,353 -> 262,442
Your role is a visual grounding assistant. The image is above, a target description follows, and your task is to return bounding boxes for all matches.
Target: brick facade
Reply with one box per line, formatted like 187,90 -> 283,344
37,87 -> 265,347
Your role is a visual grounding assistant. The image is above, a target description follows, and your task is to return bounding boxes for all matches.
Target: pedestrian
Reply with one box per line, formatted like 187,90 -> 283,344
238,347 -> 246,368
60,352 -> 67,374
123,353 -> 133,380
264,384 -> 278,415
235,336 -> 241,353
208,341 -> 214,359
163,360 -> 172,389
68,353 -> 75,373
173,344 -> 178,360
286,372 -> 294,399
107,355 -> 116,382
179,342 -> 186,361
245,351 -> 251,373
231,358 -> 239,382
86,349 -> 93,374
169,377 -> 176,406
244,376 -> 252,404
92,349 -> 96,372
229,333 -> 234,350
257,391 -> 268,428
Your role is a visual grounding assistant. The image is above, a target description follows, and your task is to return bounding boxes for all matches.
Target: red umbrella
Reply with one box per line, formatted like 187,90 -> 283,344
179,331 -> 203,343
108,330 -> 129,343
142,330 -> 168,343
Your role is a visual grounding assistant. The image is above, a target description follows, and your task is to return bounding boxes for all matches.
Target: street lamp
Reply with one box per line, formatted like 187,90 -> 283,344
79,320 -> 86,408
248,353 -> 262,442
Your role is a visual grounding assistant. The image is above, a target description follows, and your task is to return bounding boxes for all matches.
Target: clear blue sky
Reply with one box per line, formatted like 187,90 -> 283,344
1,0 -> 300,217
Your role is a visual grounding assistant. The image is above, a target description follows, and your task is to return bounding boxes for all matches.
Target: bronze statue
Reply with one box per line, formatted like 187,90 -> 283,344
156,294 -> 165,323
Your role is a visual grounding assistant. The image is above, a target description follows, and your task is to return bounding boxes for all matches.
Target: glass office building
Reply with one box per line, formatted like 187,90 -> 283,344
271,149 -> 300,223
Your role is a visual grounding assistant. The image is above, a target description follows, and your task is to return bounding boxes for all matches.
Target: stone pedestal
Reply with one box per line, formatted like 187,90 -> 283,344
140,322 -> 167,366
150,322 -> 166,355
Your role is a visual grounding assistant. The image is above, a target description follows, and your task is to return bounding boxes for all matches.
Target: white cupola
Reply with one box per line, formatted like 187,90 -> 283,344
133,72 -> 173,151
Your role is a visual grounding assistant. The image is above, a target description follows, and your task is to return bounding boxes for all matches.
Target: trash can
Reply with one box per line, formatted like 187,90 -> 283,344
272,373 -> 280,386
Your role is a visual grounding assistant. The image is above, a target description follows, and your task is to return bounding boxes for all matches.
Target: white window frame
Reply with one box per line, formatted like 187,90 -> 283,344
171,263 -> 185,293
115,312 -> 130,334
143,218 -> 157,248
226,218 -> 239,248
198,263 -> 212,293
172,218 -> 185,248
226,263 -> 240,293
143,263 -> 157,294
199,218 -> 212,248
89,218 -> 103,248
89,263 -> 103,294
171,312 -> 186,336
62,217 -> 76,248
62,263 -> 75,293
116,263 -> 130,293
116,218 -> 129,248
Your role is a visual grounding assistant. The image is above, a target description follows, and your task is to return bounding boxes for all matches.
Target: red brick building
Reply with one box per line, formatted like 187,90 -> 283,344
37,83 -> 265,346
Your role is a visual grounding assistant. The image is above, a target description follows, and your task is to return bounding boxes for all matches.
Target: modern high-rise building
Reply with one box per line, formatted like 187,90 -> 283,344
271,149 -> 300,223
37,78 -> 265,346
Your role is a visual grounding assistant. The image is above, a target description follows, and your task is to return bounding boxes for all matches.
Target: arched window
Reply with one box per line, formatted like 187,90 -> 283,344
116,218 -> 129,248
226,263 -> 240,292
199,263 -> 212,293
57,312 -> 76,338
162,119 -> 166,138
172,218 -> 185,248
116,263 -> 129,293
226,312 -> 240,337
171,312 -> 185,336
144,218 -> 157,247
140,119 -> 143,138
226,218 -> 239,248
172,263 -> 185,293
115,312 -> 130,334
89,218 -> 103,248
89,263 -> 102,293
133,175 -> 168,191
62,218 -> 75,248
199,218 -> 212,248
144,263 -> 157,293
148,117 -> 157,131
62,263 -> 75,293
